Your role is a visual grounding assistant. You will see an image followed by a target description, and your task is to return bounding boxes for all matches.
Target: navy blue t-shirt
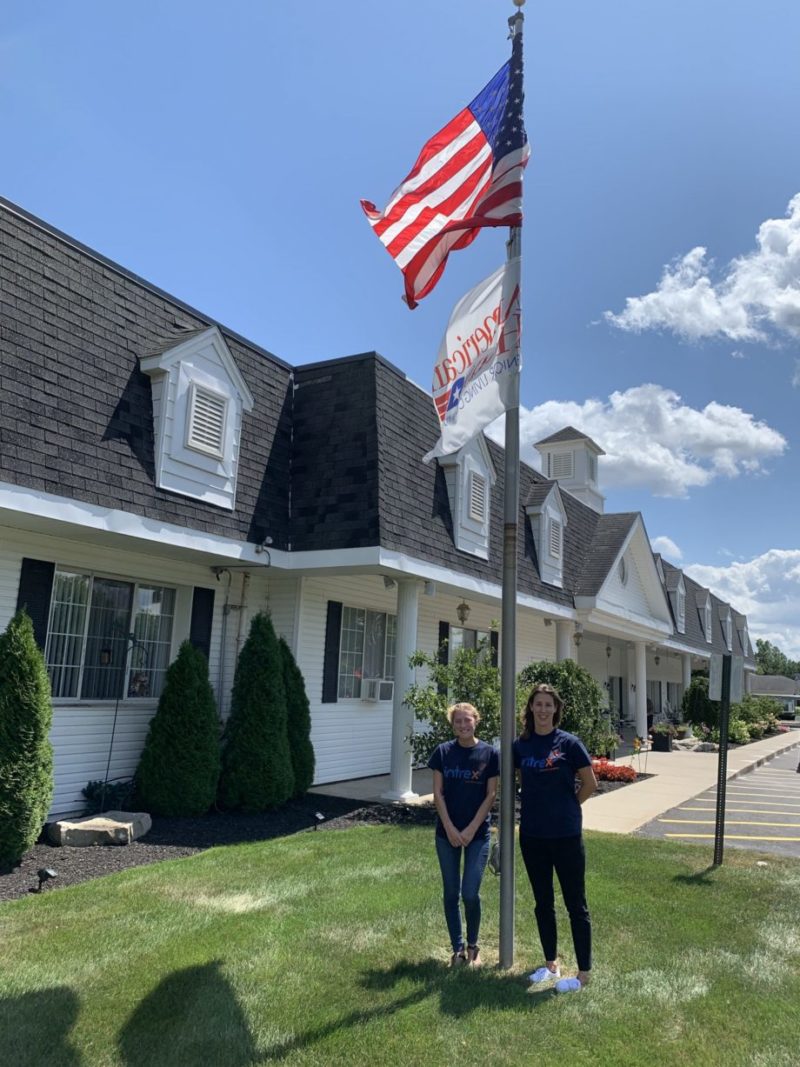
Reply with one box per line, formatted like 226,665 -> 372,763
513,729 -> 591,839
428,739 -> 499,840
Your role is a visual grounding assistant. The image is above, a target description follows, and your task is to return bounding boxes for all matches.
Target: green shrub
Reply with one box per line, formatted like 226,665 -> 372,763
746,722 -> 765,740
136,641 -> 221,816
726,718 -> 751,746
82,778 -> 135,816
682,676 -> 719,729
517,659 -> 606,756
0,610 -> 54,868
279,637 -> 315,796
405,640 -> 500,765
734,695 -> 783,724
219,612 -> 294,812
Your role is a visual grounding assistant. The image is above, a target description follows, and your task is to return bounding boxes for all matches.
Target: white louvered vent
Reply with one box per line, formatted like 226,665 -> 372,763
469,472 -> 487,523
551,452 -> 573,479
187,386 -> 227,457
549,519 -> 562,558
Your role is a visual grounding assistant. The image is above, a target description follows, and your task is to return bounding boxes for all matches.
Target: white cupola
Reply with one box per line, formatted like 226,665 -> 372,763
534,426 -> 605,514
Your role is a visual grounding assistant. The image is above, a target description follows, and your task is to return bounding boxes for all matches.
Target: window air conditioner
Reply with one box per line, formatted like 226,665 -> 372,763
360,678 -> 380,702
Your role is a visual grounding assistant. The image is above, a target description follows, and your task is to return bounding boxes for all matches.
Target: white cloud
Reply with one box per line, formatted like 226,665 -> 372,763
489,383 -> 786,498
685,550 -> 800,661
605,193 -> 800,343
651,536 -> 682,561
793,359 -> 800,388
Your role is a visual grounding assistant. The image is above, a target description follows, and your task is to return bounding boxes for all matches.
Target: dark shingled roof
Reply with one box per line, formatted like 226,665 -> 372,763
534,426 -> 605,454
750,675 -> 800,697
572,513 -> 637,597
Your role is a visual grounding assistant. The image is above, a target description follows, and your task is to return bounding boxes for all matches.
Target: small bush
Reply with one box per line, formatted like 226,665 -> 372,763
220,613 -> 294,812
279,637 -> 315,796
682,677 -> 719,729
0,610 -> 54,869
592,759 -> 637,782
82,778 -> 135,816
136,641 -> 221,817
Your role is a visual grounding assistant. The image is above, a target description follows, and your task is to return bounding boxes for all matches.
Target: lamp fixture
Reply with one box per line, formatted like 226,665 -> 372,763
605,644 -> 612,658
383,576 -> 396,589
654,654 -> 661,666
456,600 -> 471,625
34,867 -> 58,893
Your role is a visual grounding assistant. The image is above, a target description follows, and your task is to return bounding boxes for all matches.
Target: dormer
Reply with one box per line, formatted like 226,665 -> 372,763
734,612 -> 750,657
534,426 -> 605,514
663,566 -> 686,634
140,326 -> 254,511
718,604 -> 733,651
438,435 -> 496,559
525,480 -> 568,588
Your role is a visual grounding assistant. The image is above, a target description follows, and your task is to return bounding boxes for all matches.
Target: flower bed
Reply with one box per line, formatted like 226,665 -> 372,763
591,758 -> 637,783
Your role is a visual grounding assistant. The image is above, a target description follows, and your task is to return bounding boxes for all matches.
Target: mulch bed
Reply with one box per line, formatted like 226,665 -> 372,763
0,777 -> 644,903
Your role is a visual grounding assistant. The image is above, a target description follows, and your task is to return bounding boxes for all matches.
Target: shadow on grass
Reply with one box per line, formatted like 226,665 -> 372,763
258,958 -> 552,1062
0,986 -> 83,1066
118,961 -> 257,1067
672,865 -> 718,886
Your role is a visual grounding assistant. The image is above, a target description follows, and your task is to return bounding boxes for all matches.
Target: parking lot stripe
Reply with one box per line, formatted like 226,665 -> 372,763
678,806 -> 800,816
659,818 -> 800,828
664,834 -> 800,842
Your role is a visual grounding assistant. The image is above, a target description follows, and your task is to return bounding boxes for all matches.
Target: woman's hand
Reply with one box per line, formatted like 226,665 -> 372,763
459,825 -> 476,846
446,824 -> 465,848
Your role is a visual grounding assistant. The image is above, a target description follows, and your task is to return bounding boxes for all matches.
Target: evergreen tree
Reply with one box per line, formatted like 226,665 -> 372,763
279,637 -> 315,796
0,610 -> 54,868
219,612 -> 294,812
136,641 -> 221,816
681,675 -> 719,729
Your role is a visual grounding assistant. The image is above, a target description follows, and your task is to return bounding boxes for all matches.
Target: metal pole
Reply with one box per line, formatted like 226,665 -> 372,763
499,1 -> 525,972
712,654 -> 732,866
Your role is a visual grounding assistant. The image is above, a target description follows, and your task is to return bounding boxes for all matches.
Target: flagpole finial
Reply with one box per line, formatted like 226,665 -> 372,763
512,0 -> 526,6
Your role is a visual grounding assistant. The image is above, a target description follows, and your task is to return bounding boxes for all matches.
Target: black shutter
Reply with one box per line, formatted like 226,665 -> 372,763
189,587 -> 215,662
322,600 -> 342,703
490,631 -> 499,668
437,621 -> 450,696
16,558 -> 55,651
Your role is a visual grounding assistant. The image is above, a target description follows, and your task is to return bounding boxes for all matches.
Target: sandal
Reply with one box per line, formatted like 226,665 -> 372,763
450,948 -> 467,967
466,945 -> 481,967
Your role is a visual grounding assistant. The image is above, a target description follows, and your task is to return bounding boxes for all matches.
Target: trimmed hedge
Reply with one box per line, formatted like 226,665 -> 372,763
0,610 -> 54,868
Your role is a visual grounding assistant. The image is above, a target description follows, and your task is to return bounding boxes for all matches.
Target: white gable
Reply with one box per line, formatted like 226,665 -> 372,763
525,483 -> 567,588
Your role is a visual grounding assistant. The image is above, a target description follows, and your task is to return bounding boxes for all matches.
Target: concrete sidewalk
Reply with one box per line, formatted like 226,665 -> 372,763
312,731 -> 800,835
582,730 -> 800,834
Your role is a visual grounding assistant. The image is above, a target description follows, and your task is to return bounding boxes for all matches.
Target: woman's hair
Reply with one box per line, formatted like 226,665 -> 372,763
446,701 -> 481,726
520,683 -> 564,738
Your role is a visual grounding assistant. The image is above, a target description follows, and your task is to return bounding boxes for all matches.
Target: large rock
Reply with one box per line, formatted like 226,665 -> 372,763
48,811 -> 152,847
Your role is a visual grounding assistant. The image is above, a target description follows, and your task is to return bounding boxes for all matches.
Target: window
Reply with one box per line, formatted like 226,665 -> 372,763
550,451 -> 574,479
448,626 -> 491,663
338,607 -> 396,700
186,383 -> 227,458
677,586 -> 686,632
548,518 -> 562,559
588,454 -> 597,483
468,472 -> 487,523
704,598 -> 712,642
45,570 -> 176,701
725,613 -> 732,651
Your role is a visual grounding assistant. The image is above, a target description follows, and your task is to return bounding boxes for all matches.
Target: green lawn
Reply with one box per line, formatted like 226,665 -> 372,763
1,827 -> 798,1067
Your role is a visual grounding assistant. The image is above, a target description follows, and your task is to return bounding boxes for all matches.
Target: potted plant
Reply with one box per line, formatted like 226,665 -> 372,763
650,721 -> 677,752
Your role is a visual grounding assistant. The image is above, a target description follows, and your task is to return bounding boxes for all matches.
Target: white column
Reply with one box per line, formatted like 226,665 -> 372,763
382,579 -> 420,802
634,640 -> 648,738
555,620 -> 572,662
682,653 -> 692,694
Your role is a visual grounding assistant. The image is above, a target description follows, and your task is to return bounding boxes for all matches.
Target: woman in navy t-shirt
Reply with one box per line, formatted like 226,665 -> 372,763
428,702 -> 499,967
513,683 -> 597,993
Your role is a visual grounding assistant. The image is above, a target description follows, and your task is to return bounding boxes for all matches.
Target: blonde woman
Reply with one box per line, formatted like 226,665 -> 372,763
428,702 -> 499,966
514,684 -> 597,993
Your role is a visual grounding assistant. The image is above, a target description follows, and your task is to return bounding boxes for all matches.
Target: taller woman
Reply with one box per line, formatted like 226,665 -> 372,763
514,683 -> 597,993
428,702 -> 499,967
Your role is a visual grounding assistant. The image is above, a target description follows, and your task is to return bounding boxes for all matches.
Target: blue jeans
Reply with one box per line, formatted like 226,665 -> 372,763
435,833 -> 491,952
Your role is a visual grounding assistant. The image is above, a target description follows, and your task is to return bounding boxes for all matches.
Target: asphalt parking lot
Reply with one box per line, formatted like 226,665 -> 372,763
637,747 -> 800,858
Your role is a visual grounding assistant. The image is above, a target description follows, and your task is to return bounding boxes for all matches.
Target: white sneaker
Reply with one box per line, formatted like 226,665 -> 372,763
528,965 -> 560,984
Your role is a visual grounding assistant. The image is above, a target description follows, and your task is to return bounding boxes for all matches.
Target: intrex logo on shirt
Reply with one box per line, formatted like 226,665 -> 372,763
521,747 -> 565,771
444,763 -> 488,782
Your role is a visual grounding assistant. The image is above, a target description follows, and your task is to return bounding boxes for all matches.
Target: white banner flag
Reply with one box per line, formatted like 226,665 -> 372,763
423,257 -> 521,462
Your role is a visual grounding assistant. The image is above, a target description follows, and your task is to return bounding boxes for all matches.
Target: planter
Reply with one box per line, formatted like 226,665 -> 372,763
651,733 -> 673,752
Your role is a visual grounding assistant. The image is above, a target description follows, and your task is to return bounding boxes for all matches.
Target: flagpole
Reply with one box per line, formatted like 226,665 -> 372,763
499,0 -> 525,971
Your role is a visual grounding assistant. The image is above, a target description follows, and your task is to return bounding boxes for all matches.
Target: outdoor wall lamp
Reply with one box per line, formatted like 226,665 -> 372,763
456,600 -> 471,625
605,644 -> 612,658
654,655 -> 660,666
573,623 -> 583,646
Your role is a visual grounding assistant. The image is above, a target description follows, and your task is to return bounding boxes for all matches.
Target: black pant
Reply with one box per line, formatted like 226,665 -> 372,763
519,833 -> 592,972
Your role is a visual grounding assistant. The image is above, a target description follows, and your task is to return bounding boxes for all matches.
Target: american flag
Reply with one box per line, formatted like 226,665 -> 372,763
361,30 -> 528,309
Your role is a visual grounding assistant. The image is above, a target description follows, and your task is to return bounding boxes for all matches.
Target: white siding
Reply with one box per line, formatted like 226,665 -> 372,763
0,523 -> 243,816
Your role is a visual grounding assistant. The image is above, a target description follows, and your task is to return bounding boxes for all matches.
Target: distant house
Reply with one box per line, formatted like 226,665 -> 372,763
748,675 -> 800,718
0,196 -> 755,817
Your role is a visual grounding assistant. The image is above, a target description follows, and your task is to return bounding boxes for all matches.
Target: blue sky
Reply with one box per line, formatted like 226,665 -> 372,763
3,1 -> 799,655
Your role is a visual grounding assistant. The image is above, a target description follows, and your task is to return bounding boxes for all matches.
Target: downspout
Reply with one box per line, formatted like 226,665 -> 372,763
235,571 -> 250,660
